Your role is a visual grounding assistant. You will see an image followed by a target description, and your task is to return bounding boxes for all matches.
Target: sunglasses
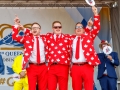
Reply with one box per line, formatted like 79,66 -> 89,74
53,26 -> 62,29
32,27 -> 40,30
75,26 -> 83,29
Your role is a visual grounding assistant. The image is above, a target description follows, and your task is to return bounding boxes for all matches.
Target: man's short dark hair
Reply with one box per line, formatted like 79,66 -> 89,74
52,21 -> 62,27
31,22 -> 41,29
75,22 -> 83,29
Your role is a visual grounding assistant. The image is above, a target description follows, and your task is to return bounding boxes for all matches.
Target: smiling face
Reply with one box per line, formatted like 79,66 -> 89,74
31,23 -> 41,36
75,23 -> 85,36
52,21 -> 62,35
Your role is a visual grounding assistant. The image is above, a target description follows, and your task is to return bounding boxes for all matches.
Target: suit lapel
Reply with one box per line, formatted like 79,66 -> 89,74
109,52 -> 113,57
52,33 -> 63,43
57,33 -> 64,43
51,33 -> 56,43
40,35 -> 46,45
31,35 -> 34,50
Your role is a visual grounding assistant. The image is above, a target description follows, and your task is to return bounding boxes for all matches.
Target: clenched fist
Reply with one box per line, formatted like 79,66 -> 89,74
92,6 -> 98,16
87,17 -> 93,27
14,14 -> 20,25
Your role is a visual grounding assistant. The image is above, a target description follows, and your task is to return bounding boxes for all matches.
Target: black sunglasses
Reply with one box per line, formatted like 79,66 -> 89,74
53,26 -> 62,29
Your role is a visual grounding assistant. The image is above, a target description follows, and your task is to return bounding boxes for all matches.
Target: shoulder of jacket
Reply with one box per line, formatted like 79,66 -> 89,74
97,53 -> 104,56
46,33 -> 52,35
111,52 -> 118,55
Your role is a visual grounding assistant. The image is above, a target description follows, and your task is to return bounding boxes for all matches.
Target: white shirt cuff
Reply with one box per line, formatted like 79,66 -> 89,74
86,25 -> 92,30
111,59 -> 114,63
13,25 -> 19,29
23,28 -> 27,32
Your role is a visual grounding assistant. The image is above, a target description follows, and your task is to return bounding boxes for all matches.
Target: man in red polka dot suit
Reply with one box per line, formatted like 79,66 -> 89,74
45,21 -> 72,90
12,22 -> 48,90
70,6 -> 100,90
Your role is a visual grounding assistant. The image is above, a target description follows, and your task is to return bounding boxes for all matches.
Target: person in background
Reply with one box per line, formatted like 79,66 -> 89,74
97,40 -> 119,90
12,54 -> 28,90
0,54 -> 4,74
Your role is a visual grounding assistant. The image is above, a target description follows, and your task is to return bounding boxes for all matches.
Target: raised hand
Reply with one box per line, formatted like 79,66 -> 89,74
14,15 -> 24,30
14,14 -> 20,25
92,6 -> 98,16
107,55 -> 113,61
87,17 -> 93,27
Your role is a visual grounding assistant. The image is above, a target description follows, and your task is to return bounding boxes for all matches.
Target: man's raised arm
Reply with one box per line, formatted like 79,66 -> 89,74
90,6 -> 100,40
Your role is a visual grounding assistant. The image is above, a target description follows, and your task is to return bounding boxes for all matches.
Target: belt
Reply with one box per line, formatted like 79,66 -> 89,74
29,62 -> 45,66
51,62 -> 59,65
73,62 -> 88,66
103,74 -> 108,76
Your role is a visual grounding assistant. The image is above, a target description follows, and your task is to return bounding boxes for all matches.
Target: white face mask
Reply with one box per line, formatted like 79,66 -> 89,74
103,46 -> 113,55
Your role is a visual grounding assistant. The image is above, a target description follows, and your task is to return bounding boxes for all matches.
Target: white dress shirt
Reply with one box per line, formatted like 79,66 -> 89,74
72,36 -> 86,63
29,36 -> 45,63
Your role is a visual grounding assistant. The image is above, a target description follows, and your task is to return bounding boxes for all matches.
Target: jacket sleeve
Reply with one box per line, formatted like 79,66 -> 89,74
23,28 -> 33,36
85,26 -> 92,33
68,35 -> 72,61
111,52 -> 119,66
0,55 -> 4,73
12,55 -> 22,74
90,15 -> 100,40
12,25 -> 25,44
45,33 -> 50,61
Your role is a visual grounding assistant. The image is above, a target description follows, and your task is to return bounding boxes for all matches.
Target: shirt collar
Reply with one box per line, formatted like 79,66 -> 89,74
34,36 -> 40,38
54,34 -> 61,37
